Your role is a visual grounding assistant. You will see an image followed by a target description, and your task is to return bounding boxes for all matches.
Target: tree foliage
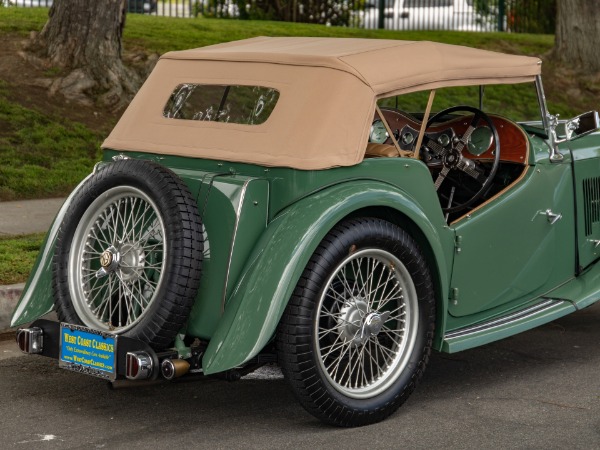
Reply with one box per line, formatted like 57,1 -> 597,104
201,0 -> 360,26
472,0 -> 555,33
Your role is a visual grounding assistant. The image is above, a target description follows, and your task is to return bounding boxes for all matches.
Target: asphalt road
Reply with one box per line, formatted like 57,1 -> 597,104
1,303 -> 599,449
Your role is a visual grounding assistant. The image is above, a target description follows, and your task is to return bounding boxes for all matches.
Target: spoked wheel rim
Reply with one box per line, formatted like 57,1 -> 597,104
68,186 -> 167,333
315,248 -> 419,399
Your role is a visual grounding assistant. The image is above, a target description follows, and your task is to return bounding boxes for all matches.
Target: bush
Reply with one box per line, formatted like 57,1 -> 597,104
201,0 -> 363,26
473,0 -> 555,33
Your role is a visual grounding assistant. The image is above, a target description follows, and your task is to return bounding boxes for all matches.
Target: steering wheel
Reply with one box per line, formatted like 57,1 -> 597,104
420,105 -> 501,214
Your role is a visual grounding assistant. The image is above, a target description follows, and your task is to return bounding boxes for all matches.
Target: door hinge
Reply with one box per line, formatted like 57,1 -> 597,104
450,287 -> 459,306
454,235 -> 462,254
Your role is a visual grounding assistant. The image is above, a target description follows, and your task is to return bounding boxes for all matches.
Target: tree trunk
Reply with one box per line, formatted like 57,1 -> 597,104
27,0 -> 139,108
554,0 -> 600,73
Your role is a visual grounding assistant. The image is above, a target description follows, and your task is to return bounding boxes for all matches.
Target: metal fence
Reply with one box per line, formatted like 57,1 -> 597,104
5,0 -> 556,33
5,1 -> 194,17
358,0 -> 555,33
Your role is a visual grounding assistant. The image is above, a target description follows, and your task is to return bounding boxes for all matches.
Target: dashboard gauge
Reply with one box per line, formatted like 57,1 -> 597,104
369,120 -> 389,144
437,134 -> 450,147
468,126 -> 494,156
402,132 -> 414,146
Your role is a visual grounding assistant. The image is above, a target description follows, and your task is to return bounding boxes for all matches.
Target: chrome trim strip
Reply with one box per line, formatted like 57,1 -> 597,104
221,179 -> 251,314
445,298 -> 562,340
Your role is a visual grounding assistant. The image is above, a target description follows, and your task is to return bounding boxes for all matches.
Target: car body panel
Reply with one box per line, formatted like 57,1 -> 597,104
183,173 -> 269,339
442,256 -> 600,353
13,140 -> 600,372
449,158 -> 576,318
442,298 -> 577,353
569,133 -> 600,271
10,232 -> 55,328
101,152 -> 455,355
548,257 -> 600,310
10,172 -> 96,328
201,178 -> 454,374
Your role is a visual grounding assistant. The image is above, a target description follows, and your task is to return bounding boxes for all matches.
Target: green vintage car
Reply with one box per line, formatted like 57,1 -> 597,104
12,37 -> 600,427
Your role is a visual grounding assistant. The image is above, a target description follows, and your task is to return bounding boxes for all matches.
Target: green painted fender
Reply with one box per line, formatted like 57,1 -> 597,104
202,180 -> 453,375
11,172 -> 97,328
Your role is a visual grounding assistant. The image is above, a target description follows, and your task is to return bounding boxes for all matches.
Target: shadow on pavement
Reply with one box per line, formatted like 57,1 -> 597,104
1,303 -> 598,448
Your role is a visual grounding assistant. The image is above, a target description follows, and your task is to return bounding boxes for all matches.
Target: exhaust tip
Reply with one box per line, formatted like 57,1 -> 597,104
161,358 -> 190,380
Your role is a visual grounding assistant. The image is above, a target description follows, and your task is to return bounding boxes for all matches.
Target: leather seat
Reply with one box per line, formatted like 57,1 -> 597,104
365,142 -> 400,158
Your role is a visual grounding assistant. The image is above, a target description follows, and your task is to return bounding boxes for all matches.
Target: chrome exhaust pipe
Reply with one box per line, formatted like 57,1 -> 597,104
161,358 -> 190,380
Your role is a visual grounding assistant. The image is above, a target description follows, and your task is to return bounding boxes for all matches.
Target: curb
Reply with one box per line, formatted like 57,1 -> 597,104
0,283 -> 24,334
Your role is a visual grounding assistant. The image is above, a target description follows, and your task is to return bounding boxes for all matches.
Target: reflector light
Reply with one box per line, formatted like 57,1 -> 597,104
16,328 -> 43,354
125,351 -> 153,380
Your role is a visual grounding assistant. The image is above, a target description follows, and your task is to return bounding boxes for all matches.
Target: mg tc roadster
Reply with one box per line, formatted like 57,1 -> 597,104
12,37 -> 600,427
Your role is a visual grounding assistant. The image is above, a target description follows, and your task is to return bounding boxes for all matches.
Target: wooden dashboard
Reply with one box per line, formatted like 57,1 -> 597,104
377,109 -> 529,165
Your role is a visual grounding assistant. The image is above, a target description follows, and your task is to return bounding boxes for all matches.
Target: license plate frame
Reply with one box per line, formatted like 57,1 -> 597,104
59,323 -> 118,381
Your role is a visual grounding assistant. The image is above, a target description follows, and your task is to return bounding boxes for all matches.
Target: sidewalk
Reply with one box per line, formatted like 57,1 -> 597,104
0,198 -> 65,334
0,197 -> 65,236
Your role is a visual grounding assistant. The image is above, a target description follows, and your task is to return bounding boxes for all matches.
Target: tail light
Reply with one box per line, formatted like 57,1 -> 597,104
125,351 -> 153,380
16,328 -> 43,354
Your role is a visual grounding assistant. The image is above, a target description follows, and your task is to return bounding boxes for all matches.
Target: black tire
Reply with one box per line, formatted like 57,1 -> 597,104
277,218 -> 435,427
53,159 -> 203,349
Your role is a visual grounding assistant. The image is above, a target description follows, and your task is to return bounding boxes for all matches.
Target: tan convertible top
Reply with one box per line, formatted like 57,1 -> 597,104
103,37 -> 541,170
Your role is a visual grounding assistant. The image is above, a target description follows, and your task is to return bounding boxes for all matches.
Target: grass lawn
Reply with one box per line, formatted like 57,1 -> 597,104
0,233 -> 44,285
0,80 -> 102,201
0,10 -> 569,200
0,7 -> 588,285
0,9 -> 571,202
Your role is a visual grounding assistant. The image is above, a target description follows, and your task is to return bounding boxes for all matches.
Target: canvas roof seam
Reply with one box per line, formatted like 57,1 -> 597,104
312,37 -> 414,58
159,54 -> 373,87
331,42 -> 423,90
332,57 -> 373,92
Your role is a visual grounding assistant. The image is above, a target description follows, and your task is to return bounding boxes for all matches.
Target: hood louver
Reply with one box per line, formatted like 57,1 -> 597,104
583,176 -> 600,236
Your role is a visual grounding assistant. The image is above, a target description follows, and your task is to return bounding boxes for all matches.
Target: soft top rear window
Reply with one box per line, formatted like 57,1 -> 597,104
163,84 -> 279,125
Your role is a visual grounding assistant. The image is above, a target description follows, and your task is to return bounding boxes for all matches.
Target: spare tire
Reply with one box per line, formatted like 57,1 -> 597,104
53,159 -> 204,349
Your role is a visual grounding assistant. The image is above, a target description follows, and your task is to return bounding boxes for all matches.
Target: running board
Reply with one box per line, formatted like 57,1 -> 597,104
441,298 -> 576,353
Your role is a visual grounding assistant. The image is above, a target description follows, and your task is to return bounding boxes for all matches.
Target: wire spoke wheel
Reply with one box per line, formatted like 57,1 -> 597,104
69,186 -> 166,333
277,218 -> 435,427
316,249 -> 419,399
53,159 -> 203,348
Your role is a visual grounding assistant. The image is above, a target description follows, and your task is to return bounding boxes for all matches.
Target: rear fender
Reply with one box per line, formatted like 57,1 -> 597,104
202,180 -> 452,374
10,171 -> 98,327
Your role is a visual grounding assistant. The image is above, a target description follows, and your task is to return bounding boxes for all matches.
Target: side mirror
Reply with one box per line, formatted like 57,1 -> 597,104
565,111 -> 600,140
547,110 -> 600,162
